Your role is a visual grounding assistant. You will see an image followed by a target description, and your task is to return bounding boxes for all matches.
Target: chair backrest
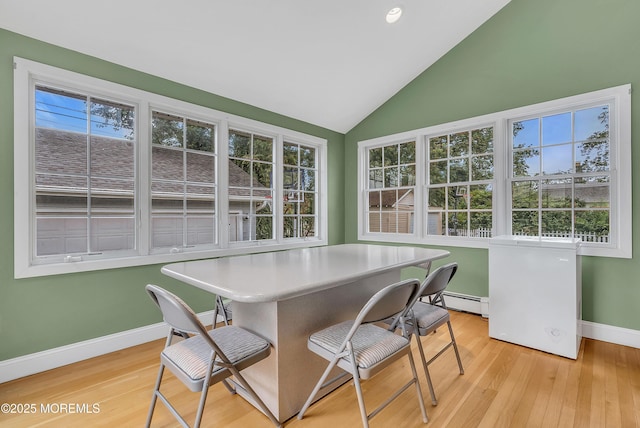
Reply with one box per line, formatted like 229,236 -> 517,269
419,262 -> 458,298
357,278 -> 421,325
146,284 -> 209,338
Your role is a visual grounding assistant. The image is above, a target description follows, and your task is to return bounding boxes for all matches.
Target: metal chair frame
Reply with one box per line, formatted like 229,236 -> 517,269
145,284 -> 281,428
402,263 -> 465,405
297,278 -> 429,427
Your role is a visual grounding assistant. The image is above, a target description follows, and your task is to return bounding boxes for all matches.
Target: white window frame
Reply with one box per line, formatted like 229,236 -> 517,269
357,84 -> 631,258
14,57 -> 328,278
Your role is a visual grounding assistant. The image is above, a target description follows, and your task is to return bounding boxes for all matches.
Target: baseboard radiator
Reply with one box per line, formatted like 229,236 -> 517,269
442,291 -> 489,318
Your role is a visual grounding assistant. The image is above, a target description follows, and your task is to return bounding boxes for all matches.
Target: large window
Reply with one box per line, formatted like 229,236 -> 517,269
358,85 -> 631,258
228,129 -> 274,242
151,111 -> 217,251
14,58 -> 327,278
34,86 -> 136,261
510,106 -> 611,243
365,140 -> 416,234
283,141 -> 319,239
426,127 -> 494,238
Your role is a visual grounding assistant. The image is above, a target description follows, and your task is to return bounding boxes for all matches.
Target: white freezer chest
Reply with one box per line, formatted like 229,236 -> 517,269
488,236 -> 582,359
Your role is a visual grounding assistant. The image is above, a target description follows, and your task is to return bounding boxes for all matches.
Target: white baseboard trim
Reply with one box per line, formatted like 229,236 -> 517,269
444,293 -> 640,349
581,320 -> 640,349
2,305 -> 639,384
0,310 -> 214,384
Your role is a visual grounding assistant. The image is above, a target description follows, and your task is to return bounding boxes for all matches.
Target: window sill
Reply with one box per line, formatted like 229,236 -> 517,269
14,238 -> 328,279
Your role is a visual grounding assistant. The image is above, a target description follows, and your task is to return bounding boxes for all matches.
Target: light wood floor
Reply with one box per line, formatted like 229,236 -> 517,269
2,311 -> 639,428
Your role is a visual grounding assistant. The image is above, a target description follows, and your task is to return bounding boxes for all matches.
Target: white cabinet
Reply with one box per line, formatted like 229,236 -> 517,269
488,236 -> 582,359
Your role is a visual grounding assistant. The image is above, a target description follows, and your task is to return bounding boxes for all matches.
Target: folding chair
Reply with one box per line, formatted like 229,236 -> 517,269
145,284 -> 281,428
297,278 -> 428,427
397,263 -> 465,405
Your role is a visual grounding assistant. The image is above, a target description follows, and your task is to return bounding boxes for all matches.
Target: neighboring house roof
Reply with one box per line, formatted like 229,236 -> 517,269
35,128 -> 267,199
369,188 -> 414,209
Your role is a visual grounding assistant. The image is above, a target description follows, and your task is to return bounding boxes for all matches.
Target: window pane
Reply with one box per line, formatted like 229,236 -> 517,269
152,147 -> 183,181
36,86 -> 87,133
575,210 -> 610,242
429,136 -> 447,160
253,162 -> 272,187
186,119 -> 214,152
255,216 -> 274,239
450,131 -> 469,157
186,152 -> 215,183
229,130 -> 251,158
284,142 -> 298,166
90,136 -> 134,179
399,165 -> 415,186
513,118 -> 539,149
542,112 -> 571,146
513,147 -> 540,177
90,217 -> 135,251
301,216 -> 315,237
384,145 -> 398,166
253,135 -> 273,162
448,212 -> 467,236
300,192 -> 317,215
449,158 -> 469,183
369,147 -> 383,168
576,140 -> 609,172
301,169 -> 315,191
575,106 -> 609,141
152,112 -> 183,148
300,146 -> 315,168
426,211 -> 445,236
36,129 -> 87,176
472,127 -> 493,154
384,166 -> 398,187
512,180 -> 539,209
472,155 -> 493,180
428,186 -> 445,210
399,142 -> 415,164
447,186 -> 468,210
36,217 -> 88,256
470,212 -> 492,237
541,210 -> 572,236
512,211 -> 538,236
542,144 -> 573,175
90,98 -> 134,140
542,179 -> 572,209
575,176 -> 609,208
430,161 -> 447,184
470,184 -> 492,209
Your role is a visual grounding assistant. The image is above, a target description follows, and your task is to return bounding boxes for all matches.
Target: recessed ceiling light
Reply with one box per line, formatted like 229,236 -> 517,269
386,7 -> 403,24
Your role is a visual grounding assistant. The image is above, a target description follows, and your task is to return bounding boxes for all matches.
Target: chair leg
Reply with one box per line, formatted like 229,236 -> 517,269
192,362 -> 216,428
349,357 -> 369,428
414,334 -> 437,405
447,321 -> 465,375
145,364 -> 165,428
407,350 -> 429,423
297,357 -> 341,420
229,367 -> 282,428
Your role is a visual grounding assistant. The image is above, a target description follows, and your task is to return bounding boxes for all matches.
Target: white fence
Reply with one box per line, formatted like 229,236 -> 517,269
448,228 -> 610,243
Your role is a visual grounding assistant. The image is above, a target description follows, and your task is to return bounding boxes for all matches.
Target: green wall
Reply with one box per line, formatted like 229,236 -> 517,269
2,0 -> 639,363
345,0 -> 640,330
0,29 -> 345,360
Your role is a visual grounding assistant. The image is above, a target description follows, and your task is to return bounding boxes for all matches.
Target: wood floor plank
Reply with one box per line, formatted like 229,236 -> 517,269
1,311 -> 639,428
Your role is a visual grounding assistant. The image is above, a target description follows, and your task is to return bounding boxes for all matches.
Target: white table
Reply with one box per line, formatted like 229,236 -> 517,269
161,243 -> 450,422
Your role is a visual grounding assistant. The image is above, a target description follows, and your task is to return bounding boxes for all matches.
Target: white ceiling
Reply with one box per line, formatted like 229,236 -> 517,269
0,0 -> 511,133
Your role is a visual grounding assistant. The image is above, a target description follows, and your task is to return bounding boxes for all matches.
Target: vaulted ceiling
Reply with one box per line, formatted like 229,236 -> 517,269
0,0 -> 511,133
